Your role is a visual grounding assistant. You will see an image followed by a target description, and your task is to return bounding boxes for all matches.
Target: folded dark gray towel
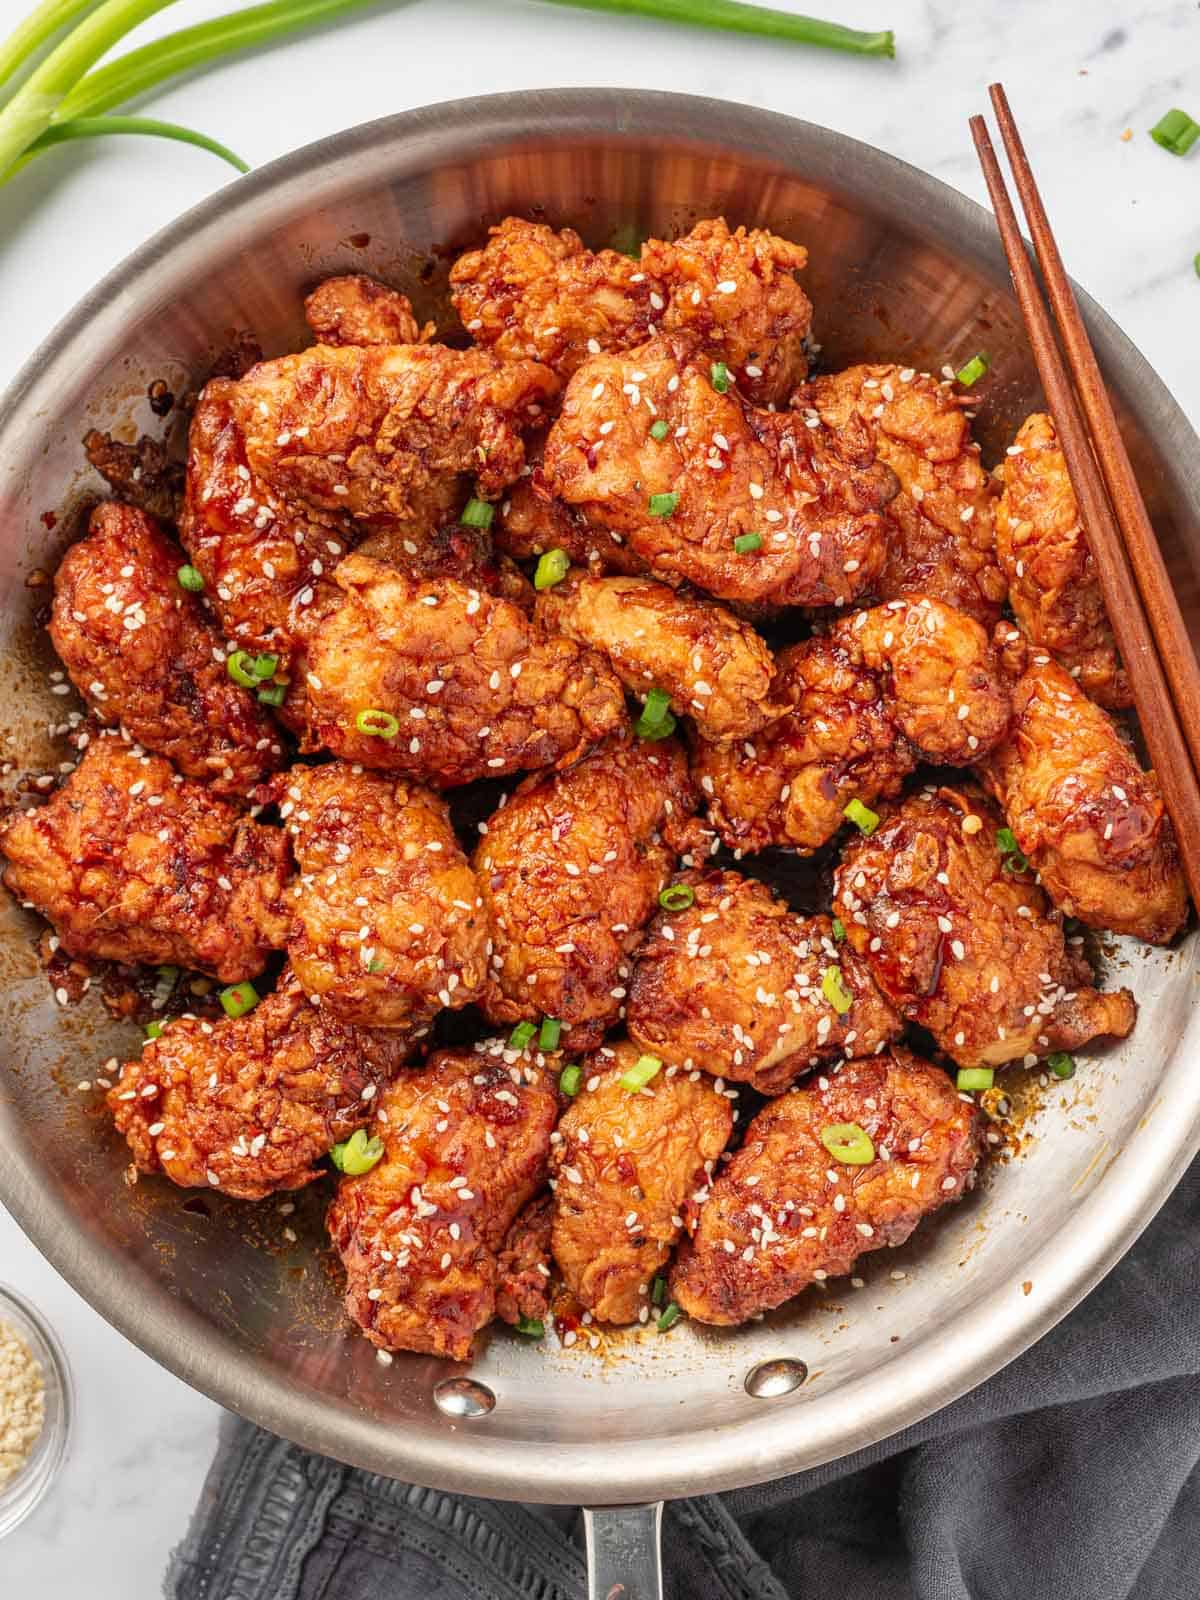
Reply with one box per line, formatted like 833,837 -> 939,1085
167,1157 -> 1200,1600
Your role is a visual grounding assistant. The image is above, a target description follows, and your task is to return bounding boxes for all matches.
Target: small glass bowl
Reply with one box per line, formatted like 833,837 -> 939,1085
0,1284 -> 73,1540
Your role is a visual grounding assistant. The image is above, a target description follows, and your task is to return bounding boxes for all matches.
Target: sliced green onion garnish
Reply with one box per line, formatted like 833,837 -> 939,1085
219,980 -> 258,1019
647,491 -> 679,517
559,1063 -> 582,1097
956,1067 -> 994,1092
534,548 -> 570,590
656,1301 -> 682,1332
831,917 -> 846,942
658,883 -> 695,913
650,1274 -> 666,1307
177,563 -> 204,593
650,418 -> 670,441
821,965 -> 853,1016
620,1053 -> 662,1092
460,496 -> 494,528
367,956 -> 386,974
354,708 -> 400,740
635,709 -> 677,741
1047,1052 -> 1076,1080
955,352 -> 990,388
843,798 -> 880,835
639,687 -> 672,727
330,1127 -> 385,1175
1150,108 -> 1200,156
257,682 -> 288,707
144,1020 -> 164,1040
539,1016 -> 562,1051
820,1122 -> 875,1165
733,531 -> 762,554
251,652 -> 278,680
515,1314 -> 545,1338
226,649 -> 257,687
710,361 -> 730,394
1195,252 -> 1200,280
996,827 -> 1029,873
508,1021 -> 536,1051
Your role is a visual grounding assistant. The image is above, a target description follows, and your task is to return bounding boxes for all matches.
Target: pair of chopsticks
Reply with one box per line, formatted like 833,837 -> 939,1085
972,84 -> 1200,915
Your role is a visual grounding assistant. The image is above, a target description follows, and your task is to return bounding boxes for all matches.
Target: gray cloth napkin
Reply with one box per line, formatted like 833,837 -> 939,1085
167,1156 -> 1200,1600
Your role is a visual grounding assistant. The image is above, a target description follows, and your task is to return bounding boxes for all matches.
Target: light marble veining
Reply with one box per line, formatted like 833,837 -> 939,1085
0,0 -> 1196,1590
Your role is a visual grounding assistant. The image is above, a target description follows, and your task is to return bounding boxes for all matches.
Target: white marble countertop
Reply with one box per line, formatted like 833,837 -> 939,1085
0,0 -> 1196,1590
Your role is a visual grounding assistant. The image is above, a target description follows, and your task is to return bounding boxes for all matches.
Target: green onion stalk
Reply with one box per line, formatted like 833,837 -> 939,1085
536,0 -> 895,58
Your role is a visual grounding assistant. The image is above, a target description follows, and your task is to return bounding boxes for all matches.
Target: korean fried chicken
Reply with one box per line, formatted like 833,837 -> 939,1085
798,364 -> 1006,626
107,974 -> 411,1200
550,1042 -> 733,1325
474,737 -> 697,1051
833,785 -> 1136,1068
671,1046 -> 981,1325
996,411 -> 1130,709
495,467 -> 646,577
49,502 -> 282,798
0,736 -> 288,981
275,763 -> 489,1028
495,1190 -> 554,1328
304,274 -> 432,347
541,335 -> 898,607
303,553 -> 627,782
978,659 -> 1186,945
627,871 -> 901,1094
327,1042 -> 558,1361
535,570 -> 779,743
693,595 -> 1012,854
450,215 -> 811,405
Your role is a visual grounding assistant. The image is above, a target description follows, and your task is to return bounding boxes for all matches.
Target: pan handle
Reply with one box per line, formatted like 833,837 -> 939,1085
582,1502 -> 664,1600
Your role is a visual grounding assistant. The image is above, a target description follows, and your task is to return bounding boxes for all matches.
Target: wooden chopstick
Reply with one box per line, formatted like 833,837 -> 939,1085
970,109 -> 1200,916
988,82 -> 1200,781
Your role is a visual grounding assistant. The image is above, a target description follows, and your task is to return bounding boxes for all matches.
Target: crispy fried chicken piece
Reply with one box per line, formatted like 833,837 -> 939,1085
495,1191 -> 554,1328
49,503 -> 283,798
550,1041 -> 733,1325
327,1042 -> 558,1360
535,570 -> 779,743
996,412 -> 1130,709
303,553 -> 626,783
474,737 -> 697,1051
303,275 -> 432,347
107,974 -> 411,1200
798,365 -> 1006,626
0,736 -> 289,981
832,784 -> 1136,1068
495,459 -> 648,577
275,762 -> 489,1027
353,521 -> 533,609
627,871 -> 901,1094
671,1046 -> 981,1325
542,336 -> 898,607
83,429 -> 184,524
978,659 -> 1186,944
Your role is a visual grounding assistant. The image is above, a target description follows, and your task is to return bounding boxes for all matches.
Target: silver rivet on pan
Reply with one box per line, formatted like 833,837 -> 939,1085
433,1377 -> 497,1418
744,1358 -> 808,1398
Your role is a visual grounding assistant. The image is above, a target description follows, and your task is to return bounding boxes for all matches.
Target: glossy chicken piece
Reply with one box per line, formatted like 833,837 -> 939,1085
495,1191 -> 554,1328
832,785 -> 1136,1068
327,1042 -> 558,1361
0,736 -> 289,982
541,335 -> 898,607
551,1042 -> 733,1325
49,502 -> 283,798
798,364 -> 1006,626
304,554 -> 627,783
535,570 -> 779,743
353,521 -> 533,610
671,1046 -> 981,1325
978,659 -> 1186,944
107,975 -> 411,1200
303,274 -> 432,347
996,412 -> 1130,709
275,763 -> 489,1028
474,737 -> 697,1051
627,871 -> 902,1094
496,468 -> 646,577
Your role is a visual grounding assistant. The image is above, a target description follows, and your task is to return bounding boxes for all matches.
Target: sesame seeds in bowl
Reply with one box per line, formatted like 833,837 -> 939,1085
0,1284 -> 72,1539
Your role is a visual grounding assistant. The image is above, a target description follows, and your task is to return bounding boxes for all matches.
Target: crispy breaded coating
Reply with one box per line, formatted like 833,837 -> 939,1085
541,335 -> 898,607
798,364 -> 1006,626
474,737 -> 697,1051
353,521 -> 533,610
978,659 -> 1186,945
495,1190 -> 554,1328
996,412 -> 1130,708
83,429 -> 184,524
275,763 -> 489,1028
833,784 -> 1136,1068
107,974 -> 411,1200
303,554 -> 627,783
496,468 -> 646,576
671,1046 -> 981,1326
0,736 -> 289,981
627,871 -> 901,1094
49,502 -> 282,798
327,1042 -> 558,1360
550,1042 -> 733,1325
535,570 -> 779,743
303,275 -> 432,347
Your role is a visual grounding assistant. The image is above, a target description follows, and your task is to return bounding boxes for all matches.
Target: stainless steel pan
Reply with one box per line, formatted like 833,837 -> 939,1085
1,92 -> 1198,1598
